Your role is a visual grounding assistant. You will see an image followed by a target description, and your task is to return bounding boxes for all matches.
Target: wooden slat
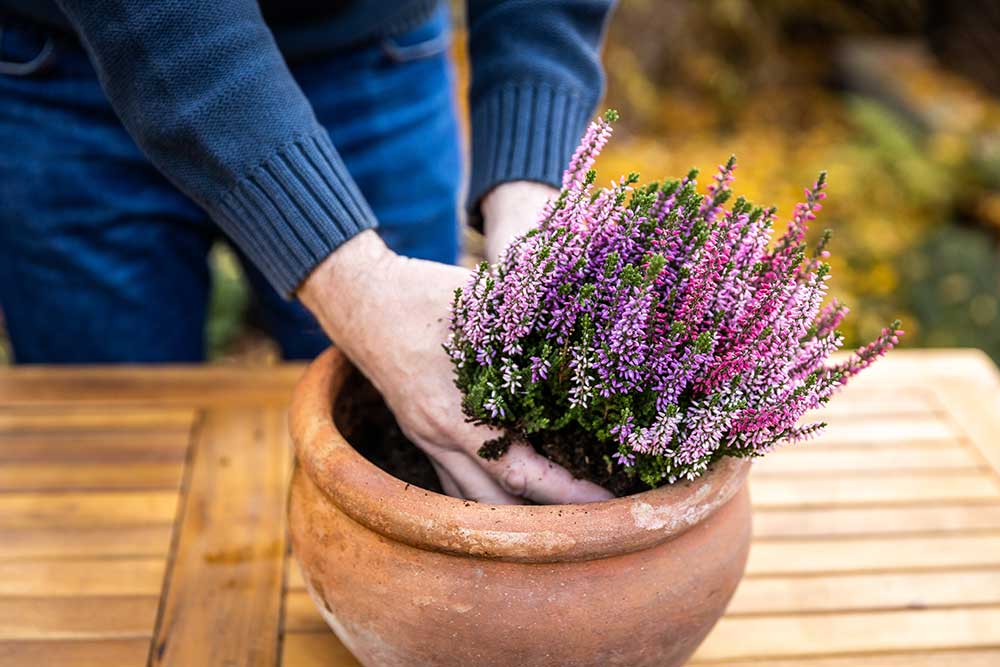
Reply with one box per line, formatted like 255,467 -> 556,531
149,408 -> 290,667
0,525 -> 174,560
0,558 -> 165,596
931,381 -> 1000,481
0,430 -> 190,464
694,607 -> 1000,661
280,624 -> 1000,667
750,471 -> 1000,508
0,406 -> 195,431
747,534 -> 1000,574
799,438 -> 960,453
754,503 -> 1000,538
284,591 -> 326,633
282,574 -> 1000,658
0,596 -> 158,640
807,388 -> 935,418
807,413 -> 960,445
728,569 -> 1000,614
2,351 -> 999,667
0,365 -> 304,407
287,563 -> 306,591
0,462 -> 184,492
286,561 -> 1000,614
0,491 -> 178,528
752,446 -> 980,475
0,638 -> 151,667
841,349 -> 999,387
282,633 -> 361,667
689,648 -> 1000,666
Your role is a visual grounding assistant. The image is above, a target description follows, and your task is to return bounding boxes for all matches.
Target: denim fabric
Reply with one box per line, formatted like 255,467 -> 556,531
0,11 -> 461,363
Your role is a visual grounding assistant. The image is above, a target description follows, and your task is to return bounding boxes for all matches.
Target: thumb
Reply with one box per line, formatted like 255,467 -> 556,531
478,441 -> 614,505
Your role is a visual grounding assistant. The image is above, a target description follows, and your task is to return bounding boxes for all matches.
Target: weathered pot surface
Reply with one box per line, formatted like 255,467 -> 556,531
288,348 -> 752,667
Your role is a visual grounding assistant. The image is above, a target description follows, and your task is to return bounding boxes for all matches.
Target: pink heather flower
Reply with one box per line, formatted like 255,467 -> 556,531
529,356 -> 551,382
627,407 -> 683,456
446,111 -> 902,488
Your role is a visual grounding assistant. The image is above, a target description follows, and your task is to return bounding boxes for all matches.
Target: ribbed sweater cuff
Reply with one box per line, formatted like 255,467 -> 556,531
215,132 -> 378,296
467,83 -> 593,231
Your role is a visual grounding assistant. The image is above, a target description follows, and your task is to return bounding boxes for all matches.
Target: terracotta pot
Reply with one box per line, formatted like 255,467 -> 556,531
288,349 -> 752,667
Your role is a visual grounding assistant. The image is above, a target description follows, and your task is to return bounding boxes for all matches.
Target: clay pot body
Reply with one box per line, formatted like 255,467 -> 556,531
288,349 -> 752,667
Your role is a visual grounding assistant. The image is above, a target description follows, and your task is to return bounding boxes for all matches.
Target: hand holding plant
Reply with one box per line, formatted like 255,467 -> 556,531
300,230 -> 611,505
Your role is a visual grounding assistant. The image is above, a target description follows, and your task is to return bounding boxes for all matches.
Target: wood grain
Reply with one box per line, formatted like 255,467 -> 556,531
149,408 -> 291,667
0,430 -> 190,464
751,445 -> 980,474
728,569 -> 1000,614
688,648 -> 1000,666
931,380 -> 1000,480
0,462 -> 184,492
282,633 -> 362,667
284,591 -> 327,633
806,387 -> 934,418
0,639 -> 151,667
747,533 -> 1000,574
0,491 -> 179,529
0,365 -> 304,407
806,413 -> 960,444
0,525 -> 174,560
753,503 -> 1000,538
750,471 -> 1000,507
0,596 -> 158,640
3,351 -> 1000,667
0,406 -> 195,431
695,607 -> 1000,661
0,558 -> 165,596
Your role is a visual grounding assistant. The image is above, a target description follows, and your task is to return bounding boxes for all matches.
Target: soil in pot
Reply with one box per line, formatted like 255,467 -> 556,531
334,368 -> 444,494
334,369 -> 644,497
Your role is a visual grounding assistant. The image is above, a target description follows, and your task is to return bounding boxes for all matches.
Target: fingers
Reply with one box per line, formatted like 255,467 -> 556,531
478,442 -> 614,505
428,459 -> 462,498
430,450 -> 525,505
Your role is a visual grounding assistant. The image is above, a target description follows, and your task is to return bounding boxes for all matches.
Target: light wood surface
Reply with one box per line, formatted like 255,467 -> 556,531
0,348 -> 998,666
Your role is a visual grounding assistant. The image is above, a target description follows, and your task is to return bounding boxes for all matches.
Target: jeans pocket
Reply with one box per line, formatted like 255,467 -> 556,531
0,23 -> 56,76
379,7 -> 451,63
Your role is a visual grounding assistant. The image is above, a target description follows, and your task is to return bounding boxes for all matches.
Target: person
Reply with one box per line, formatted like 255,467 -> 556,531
0,1 -> 615,504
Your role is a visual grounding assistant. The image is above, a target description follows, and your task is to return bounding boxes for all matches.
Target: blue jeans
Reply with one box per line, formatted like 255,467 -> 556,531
0,11 -> 461,363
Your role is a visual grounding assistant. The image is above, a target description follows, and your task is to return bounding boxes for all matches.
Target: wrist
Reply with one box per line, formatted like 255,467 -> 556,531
482,181 -> 558,264
298,230 -> 395,343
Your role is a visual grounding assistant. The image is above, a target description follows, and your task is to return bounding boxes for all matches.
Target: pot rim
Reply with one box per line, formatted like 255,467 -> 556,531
289,348 -> 750,563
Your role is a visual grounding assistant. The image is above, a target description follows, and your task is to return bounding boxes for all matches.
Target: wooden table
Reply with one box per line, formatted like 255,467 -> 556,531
1,349 -> 999,666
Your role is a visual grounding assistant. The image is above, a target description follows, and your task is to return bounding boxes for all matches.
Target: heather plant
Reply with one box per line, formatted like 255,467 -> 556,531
447,111 -> 902,494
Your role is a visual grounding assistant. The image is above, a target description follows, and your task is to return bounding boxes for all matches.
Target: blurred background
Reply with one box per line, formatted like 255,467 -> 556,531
2,0 -> 998,364
586,0 -> 1000,361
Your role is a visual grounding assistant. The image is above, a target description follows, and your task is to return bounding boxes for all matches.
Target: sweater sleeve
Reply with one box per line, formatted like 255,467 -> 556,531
465,0 -> 614,227
54,0 -> 378,296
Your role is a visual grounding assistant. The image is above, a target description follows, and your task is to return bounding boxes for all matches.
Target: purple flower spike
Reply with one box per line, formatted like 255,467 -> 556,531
446,112 -> 901,490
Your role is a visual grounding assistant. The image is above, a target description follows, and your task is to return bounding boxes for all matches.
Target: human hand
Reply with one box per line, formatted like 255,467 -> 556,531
299,230 -> 611,505
482,181 -> 559,265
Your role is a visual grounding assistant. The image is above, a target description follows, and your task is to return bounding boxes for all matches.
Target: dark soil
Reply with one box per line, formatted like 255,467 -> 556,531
333,369 -> 644,498
333,369 -> 443,494
529,428 -> 646,497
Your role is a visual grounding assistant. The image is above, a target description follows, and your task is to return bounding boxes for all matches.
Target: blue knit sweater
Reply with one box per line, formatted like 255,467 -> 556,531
3,0 -> 613,295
